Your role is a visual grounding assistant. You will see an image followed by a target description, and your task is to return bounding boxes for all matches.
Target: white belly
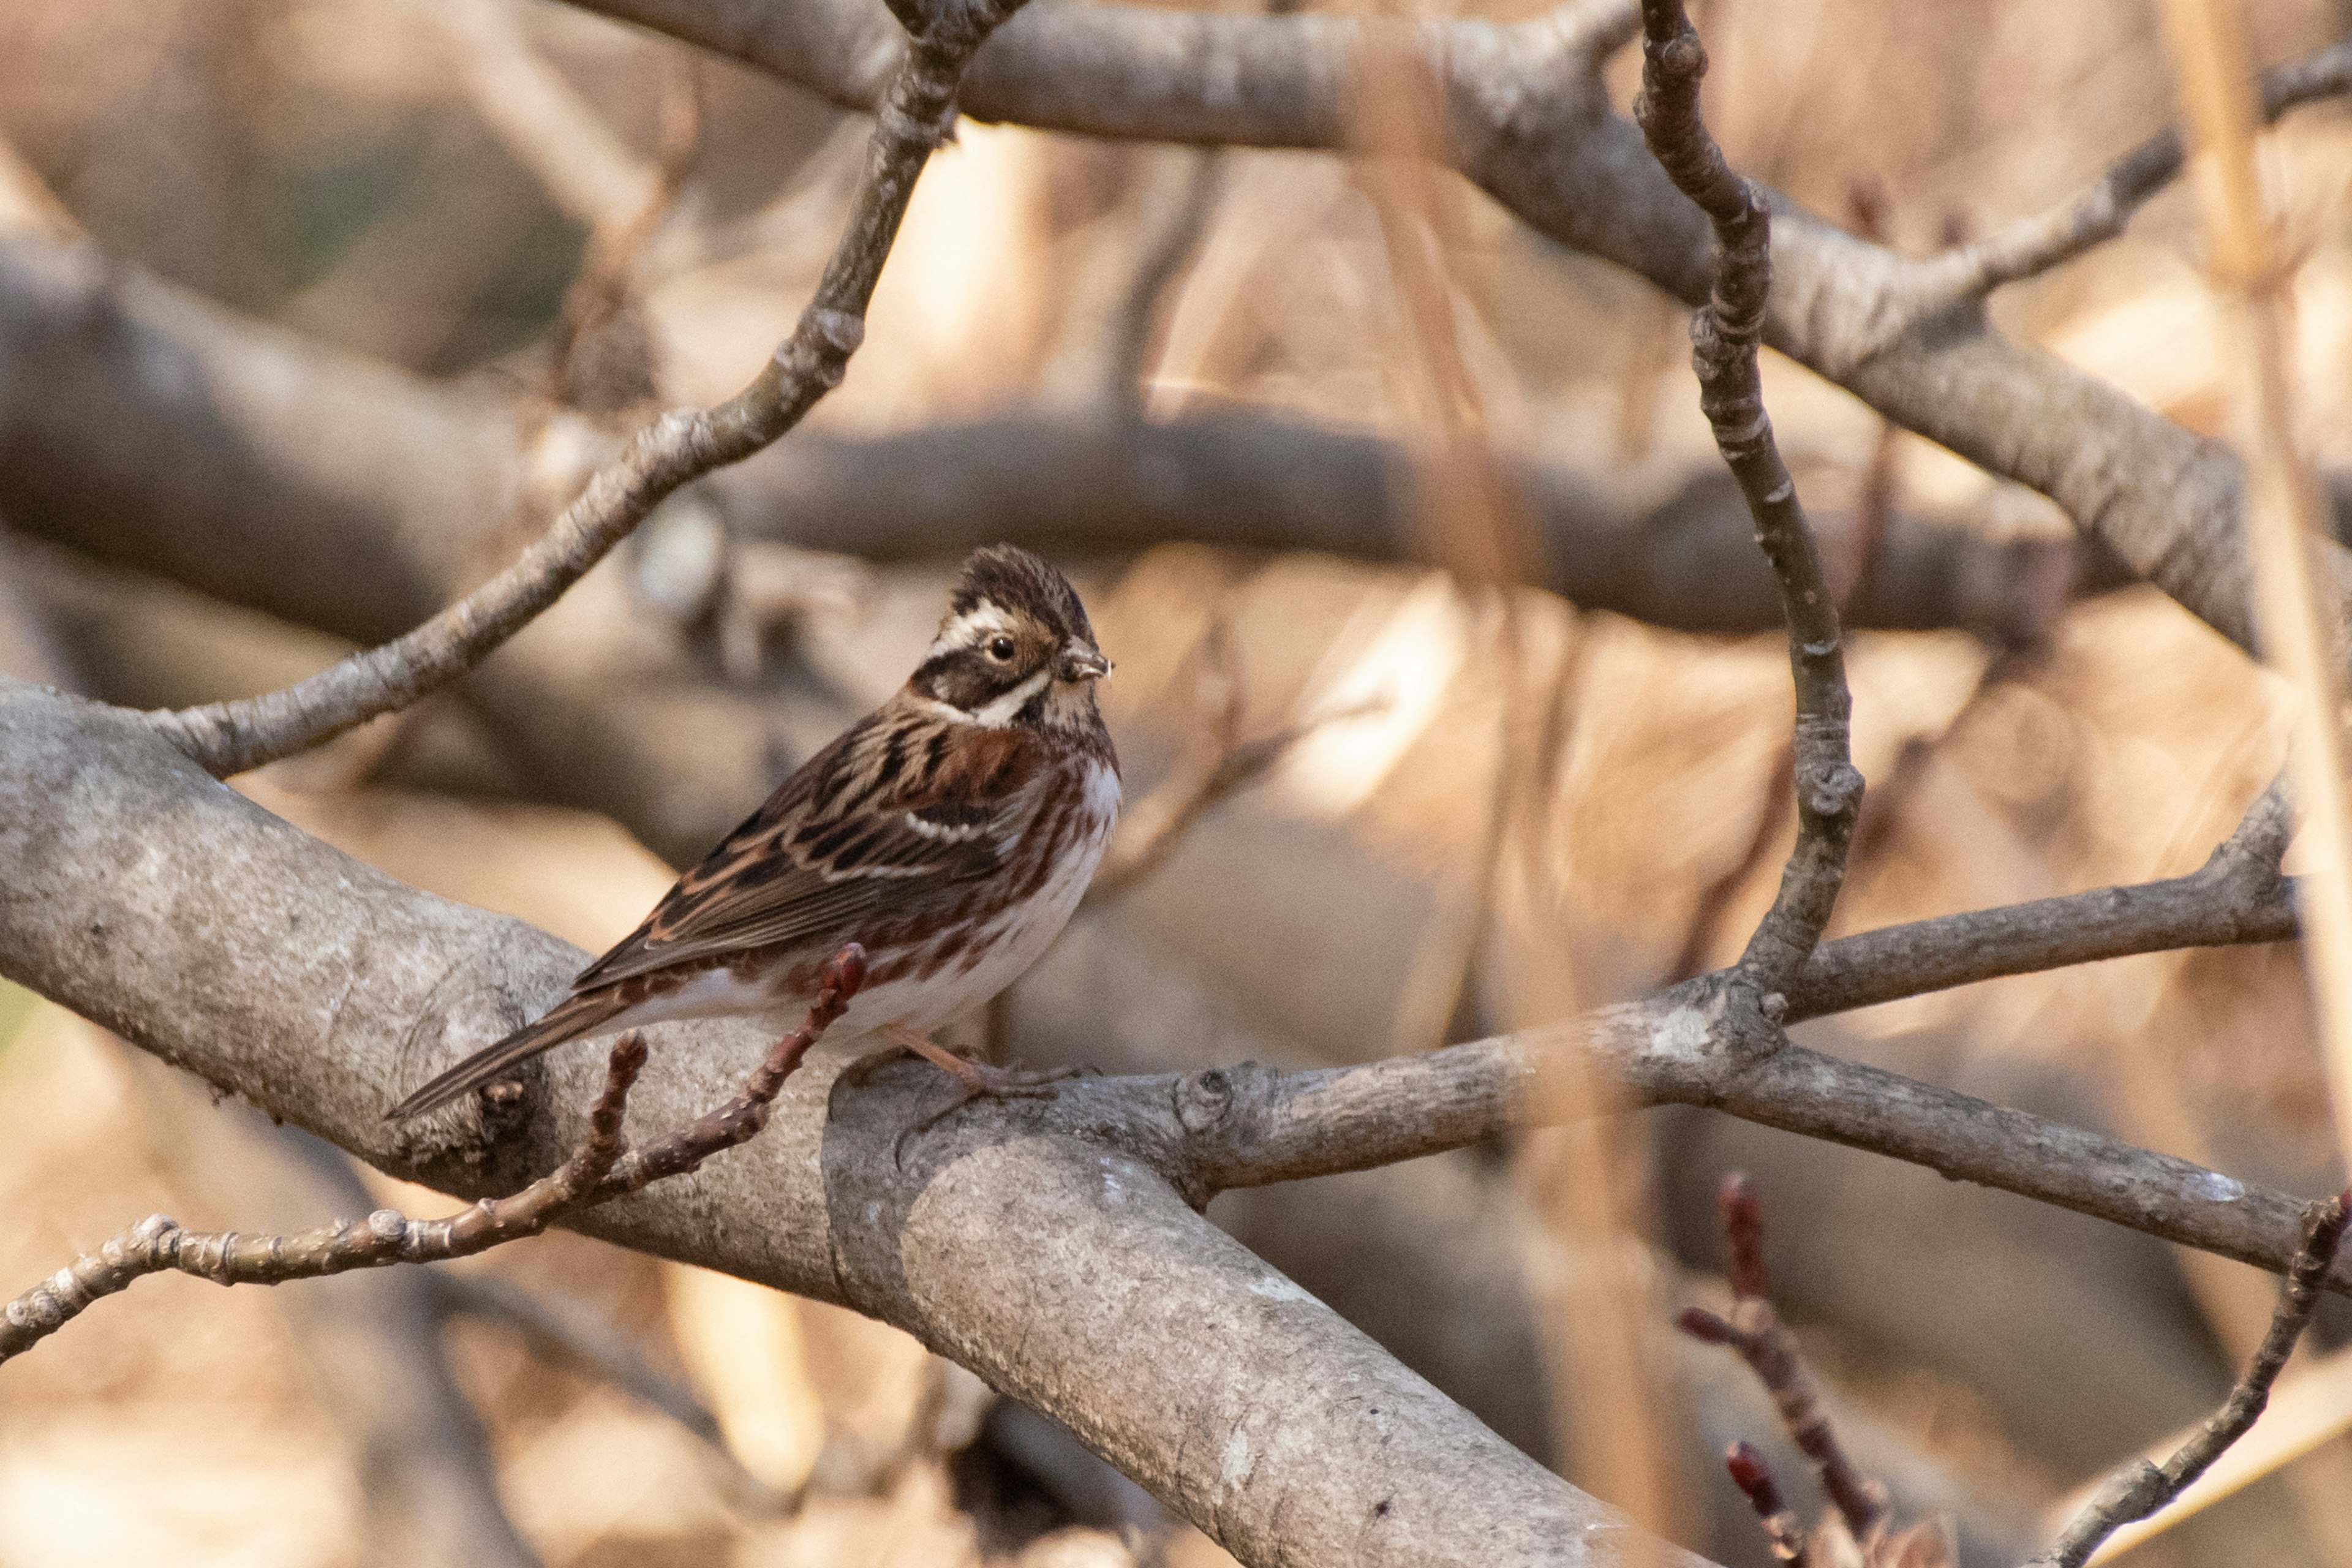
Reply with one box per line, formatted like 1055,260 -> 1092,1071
883,755 -> 1120,1036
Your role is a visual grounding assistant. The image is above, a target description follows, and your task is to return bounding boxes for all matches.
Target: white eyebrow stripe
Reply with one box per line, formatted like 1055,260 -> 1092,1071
927,599 -> 1016,657
968,666 -> 1053,726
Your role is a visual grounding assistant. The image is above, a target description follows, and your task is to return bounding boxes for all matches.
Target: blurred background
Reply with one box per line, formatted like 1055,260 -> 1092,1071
1,0 -> 2350,1564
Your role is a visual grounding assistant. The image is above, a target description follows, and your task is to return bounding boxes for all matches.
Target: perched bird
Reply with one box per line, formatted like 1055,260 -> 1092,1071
387,544 -> 1120,1122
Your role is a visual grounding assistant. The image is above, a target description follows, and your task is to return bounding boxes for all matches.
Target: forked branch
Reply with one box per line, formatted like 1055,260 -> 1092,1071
0,947 -> 867,1365
135,0 -> 1032,778
1635,0 -> 1861,996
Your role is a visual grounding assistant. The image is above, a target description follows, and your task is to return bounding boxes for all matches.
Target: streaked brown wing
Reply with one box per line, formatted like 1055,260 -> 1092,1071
570,706 -> 1038,990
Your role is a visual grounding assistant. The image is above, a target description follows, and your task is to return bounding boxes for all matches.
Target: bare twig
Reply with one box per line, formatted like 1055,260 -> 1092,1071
0,946 -> 868,1365
1635,0 -> 1861,997
2032,1187 -> 2352,1568
1085,626 -> 1386,905
1723,1441 -> 1808,1562
1784,771 -> 2293,1022
1925,39 -> 2352,298
1678,1174 -> 1886,1541
549,51 -> 705,413
134,0 -> 1030,778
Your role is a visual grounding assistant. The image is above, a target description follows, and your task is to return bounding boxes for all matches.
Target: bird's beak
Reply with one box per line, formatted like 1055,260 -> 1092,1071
1056,644 -> 1112,682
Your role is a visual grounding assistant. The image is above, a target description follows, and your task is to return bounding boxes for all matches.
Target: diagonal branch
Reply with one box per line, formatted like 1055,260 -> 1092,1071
1920,40 -> 2352,298
1634,0 -> 1861,995
1782,772 -> 2293,1022
2032,1187 -> 2352,1568
0,947 -> 867,1365
134,0 -> 1031,779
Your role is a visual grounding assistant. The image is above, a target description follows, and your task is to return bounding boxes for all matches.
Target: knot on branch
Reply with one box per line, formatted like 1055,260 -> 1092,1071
1800,760 -> 1864,821
779,308 -> 869,392
1175,1064 -> 1243,1134
878,94 -> 962,152
885,0 -> 1026,55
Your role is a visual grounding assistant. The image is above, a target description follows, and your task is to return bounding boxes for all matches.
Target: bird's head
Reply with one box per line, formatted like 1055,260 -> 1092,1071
910,545 -> 1112,729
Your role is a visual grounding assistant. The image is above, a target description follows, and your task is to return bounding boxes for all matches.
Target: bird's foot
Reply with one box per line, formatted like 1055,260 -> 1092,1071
884,1027 -> 1079,1158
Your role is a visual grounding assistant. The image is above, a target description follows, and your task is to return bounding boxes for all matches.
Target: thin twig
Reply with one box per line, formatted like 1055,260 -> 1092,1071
1783,771 -> 2293,1022
135,0 -> 1031,778
2032,1187 -> 2352,1567
1085,627 -> 1387,905
1928,39 -> 2352,299
0,947 -> 867,1365
1678,1173 -> 1886,1541
1635,0 -> 1862,998
1723,1441 -> 1808,1562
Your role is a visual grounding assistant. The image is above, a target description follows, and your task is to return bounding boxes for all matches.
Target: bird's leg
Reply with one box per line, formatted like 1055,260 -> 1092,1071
878,1023 -> 1077,1101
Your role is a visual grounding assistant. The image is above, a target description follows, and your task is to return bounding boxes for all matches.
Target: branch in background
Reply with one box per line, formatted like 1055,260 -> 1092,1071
1678,1174 -> 1887,1544
0,947 -> 866,1365
1085,623 -> 1385,904
1099,148 -> 1225,409
428,1270 -> 782,1505
1923,40 -> 2352,300
2032,1188 -> 2352,1568
1635,0 -> 1861,992
572,0 -> 2352,676
134,0 -> 1032,779
548,51 -> 704,414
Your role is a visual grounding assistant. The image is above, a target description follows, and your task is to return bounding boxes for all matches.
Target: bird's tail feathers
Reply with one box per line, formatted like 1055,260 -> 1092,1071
384,988 -> 628,1122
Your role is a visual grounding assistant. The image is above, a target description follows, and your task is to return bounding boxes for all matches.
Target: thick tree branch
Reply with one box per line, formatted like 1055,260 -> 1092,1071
573,0 -> 2352,666
135,0 -> 1027,778
0,685 -> 1709,1568
1,946 -> 861,1364
1634,0 -> 1859,992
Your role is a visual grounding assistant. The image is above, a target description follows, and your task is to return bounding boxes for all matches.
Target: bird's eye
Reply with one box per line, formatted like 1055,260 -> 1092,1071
986,636 -> 1017,662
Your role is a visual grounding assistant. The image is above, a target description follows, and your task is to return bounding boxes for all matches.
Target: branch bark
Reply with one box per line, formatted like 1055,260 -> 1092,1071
134,0 -> 1029,778
0,679 -> 2344,1561
1634,0 -> 1860,994
570,0 -> 2352,663
0,684 -> 1711,1568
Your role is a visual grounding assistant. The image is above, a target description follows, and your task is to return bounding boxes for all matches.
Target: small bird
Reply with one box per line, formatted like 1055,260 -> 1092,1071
388,544 -> 1120,1122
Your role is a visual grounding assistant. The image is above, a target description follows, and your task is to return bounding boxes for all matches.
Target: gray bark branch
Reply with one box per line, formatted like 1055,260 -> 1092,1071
570,0 -> 2352,662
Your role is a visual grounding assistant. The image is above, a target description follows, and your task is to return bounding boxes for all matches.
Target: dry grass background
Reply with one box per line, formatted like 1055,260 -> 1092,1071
4,0 -> 2352,1564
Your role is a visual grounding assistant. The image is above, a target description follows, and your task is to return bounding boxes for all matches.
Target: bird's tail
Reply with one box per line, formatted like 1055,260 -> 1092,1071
385,987 -> 631,1122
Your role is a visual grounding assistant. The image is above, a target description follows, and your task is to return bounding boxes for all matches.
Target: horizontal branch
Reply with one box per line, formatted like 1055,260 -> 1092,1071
1784,776 -> 2294,1021
0,682 -> 2340,1364
0,684 -> 1706,1568
576,0 -> 2352,665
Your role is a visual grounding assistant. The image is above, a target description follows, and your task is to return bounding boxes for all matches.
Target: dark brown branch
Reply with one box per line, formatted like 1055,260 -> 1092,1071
0,947 -> 867,1365
132,0 -> 1030,779
1678,1174 -> 1885,1540
1635,0 -> 1861,993
1723,1441 -> 1808,1562
2032,1186 -> 2352,1568
1931,40 -> 2352,297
